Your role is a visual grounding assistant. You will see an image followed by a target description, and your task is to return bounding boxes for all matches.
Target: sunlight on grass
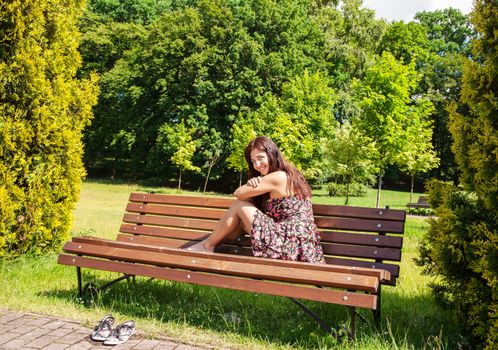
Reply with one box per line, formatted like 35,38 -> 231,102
0,180 -> 460,349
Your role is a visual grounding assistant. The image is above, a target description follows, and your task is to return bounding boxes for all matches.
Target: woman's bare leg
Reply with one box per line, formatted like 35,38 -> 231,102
188,200 -> 257,252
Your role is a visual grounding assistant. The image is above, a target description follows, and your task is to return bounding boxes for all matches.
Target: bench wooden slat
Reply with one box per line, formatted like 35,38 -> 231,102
129,193 -> 234,209
325,257 -> 400,279
322,243 -> 402,261
119,224 -> 209,240
117,233 -> 254,253
63,242 -> 379,292
212,244 -> 400,283
313,204 -> 406,221
126,203 -> 226,220
124,214 -> 404,235
314,217 -> 404,234
407,195 -> 431,209
320,231 -> 403,248
58,254 -> 378,309
72,236 -> 391,281
118,234 -> 189,248
122,214 -> 218,231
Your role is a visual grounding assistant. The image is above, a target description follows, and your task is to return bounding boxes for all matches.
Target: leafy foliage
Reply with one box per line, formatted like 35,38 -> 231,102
418,2 -> 498,348
0,0 -> 98,256
82,0 -> 329,184
353,52 -> 433,206
417,184 -> 498,348
322,121 -> 377,204
327,182 -> 367,198
252,70 -> 337,179
157,121 -> 200,190
76,0 -> 472,195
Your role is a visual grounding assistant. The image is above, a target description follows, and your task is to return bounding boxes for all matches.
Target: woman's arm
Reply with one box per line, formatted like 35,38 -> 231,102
233,171 -> 288,200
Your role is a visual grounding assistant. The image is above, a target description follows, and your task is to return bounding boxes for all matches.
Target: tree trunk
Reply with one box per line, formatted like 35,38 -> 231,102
239,170 -> 243,188
410,174 -> 415,205
345,181 -> 350,205
178,169 -> 182,191
203,163 -> 214,193
376,172 -> 383,208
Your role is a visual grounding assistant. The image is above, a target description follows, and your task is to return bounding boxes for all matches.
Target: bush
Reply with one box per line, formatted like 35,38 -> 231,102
424,178 -> 454,209
417,183 -> 498,348
0,1 -> 98,256
327,182 -> 367,197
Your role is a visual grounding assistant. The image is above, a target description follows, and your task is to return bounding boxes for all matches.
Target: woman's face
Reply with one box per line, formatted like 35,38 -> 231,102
250,148 -> 270,176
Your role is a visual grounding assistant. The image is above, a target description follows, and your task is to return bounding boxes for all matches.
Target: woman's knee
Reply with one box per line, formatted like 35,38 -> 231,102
230,199 -> 254,211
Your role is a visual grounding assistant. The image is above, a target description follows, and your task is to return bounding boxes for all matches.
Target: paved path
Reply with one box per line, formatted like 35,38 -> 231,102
0,310 -> 211,350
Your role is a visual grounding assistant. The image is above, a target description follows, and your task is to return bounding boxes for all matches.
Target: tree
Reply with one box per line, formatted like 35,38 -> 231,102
378,10 -> 475,183
79,0 -> 330,182
0,0 -> 99,256
255,70 -> 337,179
199,129 -> 224,193
157,121 -> 200,190
396,111 -> 439,204
322,122 -> 378,204
378,20 -> 431,66
226,118 -> 257,187
414,8 -> 474,56
417,2 -> 498,348
414,8 -> 475,182
353,52 -> 432,207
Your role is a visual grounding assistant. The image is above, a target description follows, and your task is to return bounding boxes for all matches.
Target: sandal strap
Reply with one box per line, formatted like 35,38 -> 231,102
116,323 -> 134,339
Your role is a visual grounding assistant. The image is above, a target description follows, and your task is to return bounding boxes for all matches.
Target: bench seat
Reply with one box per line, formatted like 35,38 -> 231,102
406,195 -> 430,209
58,193 -> 406,339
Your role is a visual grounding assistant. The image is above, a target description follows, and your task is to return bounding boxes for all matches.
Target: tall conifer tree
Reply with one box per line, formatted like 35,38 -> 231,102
418,2 -> 498,348
0,0 -> 98,256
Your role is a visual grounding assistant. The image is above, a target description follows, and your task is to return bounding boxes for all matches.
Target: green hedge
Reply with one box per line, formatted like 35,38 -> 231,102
0,0 -> 98,256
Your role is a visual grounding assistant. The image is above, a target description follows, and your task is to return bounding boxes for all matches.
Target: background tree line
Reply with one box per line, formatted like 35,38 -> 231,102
78,0 -> 474,197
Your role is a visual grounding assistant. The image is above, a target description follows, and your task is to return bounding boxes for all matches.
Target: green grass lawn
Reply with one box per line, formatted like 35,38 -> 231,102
0,180 -> 459,349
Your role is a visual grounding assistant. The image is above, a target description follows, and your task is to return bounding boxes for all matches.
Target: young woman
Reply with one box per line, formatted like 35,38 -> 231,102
188,136 -> 324,263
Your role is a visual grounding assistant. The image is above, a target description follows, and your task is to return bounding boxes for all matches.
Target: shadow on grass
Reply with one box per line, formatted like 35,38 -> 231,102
41,270 -> 463,349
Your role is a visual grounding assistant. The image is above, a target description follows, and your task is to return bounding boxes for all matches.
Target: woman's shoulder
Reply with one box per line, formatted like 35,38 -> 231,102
265,170 -> 287,182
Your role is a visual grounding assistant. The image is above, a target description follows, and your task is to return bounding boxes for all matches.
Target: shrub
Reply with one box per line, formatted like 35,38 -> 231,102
417,183 -> 498,348
327,182 -> 367,197
424,178 -> 454,209
0,0 -> 98,256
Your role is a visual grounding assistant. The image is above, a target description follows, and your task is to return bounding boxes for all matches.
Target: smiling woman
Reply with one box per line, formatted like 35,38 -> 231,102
187,136 -> 324,263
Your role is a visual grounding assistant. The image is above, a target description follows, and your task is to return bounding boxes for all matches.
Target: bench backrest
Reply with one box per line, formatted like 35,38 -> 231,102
418,195 -> 428,202
118,193 -> 406,285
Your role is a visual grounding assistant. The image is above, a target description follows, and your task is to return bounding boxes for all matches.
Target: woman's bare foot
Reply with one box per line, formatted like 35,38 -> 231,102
187,240 -> 214,252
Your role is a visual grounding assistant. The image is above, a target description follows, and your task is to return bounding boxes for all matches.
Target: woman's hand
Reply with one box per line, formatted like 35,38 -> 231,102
247,176 -> 262,188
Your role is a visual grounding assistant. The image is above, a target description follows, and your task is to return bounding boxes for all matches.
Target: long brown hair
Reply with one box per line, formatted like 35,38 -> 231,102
244,136 -> 312,205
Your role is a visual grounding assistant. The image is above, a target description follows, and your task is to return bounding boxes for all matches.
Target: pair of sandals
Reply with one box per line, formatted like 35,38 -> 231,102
90,314 -> 135,345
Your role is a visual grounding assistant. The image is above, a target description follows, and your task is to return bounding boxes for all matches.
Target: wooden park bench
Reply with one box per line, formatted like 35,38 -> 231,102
58,193 -> 406,339
406,195 -> 431,213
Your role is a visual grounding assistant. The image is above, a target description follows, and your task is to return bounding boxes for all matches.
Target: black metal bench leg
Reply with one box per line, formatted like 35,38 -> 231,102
373,284 -> 381,329
77,267 -> 83,296
288,297 -> 335,335
97,274 -> 133,293
76,266 -> 133,297
350,306 -> 356,340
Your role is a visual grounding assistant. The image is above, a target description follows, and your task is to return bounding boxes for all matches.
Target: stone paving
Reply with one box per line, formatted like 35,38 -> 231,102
0,310 -> 211,350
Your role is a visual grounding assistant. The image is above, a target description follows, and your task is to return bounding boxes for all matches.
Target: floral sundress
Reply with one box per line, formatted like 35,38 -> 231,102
251,195 -> 325,263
